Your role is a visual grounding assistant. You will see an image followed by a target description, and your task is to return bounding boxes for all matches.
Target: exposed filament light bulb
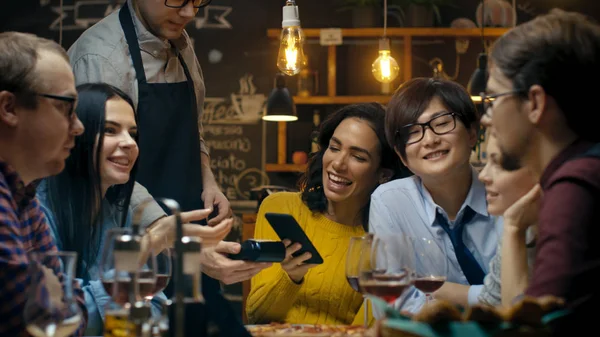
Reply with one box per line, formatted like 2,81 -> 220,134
277,0 -> 307,76
372,37 -> 399,83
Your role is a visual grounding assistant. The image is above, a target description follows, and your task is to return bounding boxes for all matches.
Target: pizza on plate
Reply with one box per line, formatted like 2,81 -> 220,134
246,323 -> 368,337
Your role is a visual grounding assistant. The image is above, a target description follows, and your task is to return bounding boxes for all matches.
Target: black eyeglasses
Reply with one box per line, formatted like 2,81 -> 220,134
396,112 -> 457,145
164,0 -> 212,8
36,93 -> 76,119
480,90 -> 525,117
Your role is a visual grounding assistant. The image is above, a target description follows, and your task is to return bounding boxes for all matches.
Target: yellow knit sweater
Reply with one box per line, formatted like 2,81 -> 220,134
246,192 -> 373,326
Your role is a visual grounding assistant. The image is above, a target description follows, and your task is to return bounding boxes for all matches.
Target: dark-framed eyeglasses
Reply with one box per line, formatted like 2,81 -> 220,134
480,90 -> 525,117
164,0 -> 212,8
36,93 -> 76,119
396,112 -> 457,146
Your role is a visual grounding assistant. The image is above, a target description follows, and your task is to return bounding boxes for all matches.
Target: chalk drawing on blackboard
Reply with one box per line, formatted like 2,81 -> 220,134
46,0 -> 124,31
235,168 -> 270,200
194,5 -> 233,29
42,0 -> 230,31
205,125 -> 266,201
231,74 -> 266,123
203,74 -> 266,125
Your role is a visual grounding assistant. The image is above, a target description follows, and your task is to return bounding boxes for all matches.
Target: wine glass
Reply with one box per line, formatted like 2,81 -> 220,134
345,234 -> 373,327
413,237 -> 448,304
143,236 -> 172,333
24,251 -> 83,337
99,227 -> 157,304
359,233 -> 414,305
144,236 -> 172,301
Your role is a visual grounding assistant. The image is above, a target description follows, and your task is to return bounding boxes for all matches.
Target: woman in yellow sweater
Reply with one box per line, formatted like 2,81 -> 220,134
246,103 -> 407,326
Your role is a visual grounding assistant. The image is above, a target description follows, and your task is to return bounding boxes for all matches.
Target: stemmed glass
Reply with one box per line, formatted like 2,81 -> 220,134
143,236 -> 172,301
413,237 -> 448,304
143,236 -> 172,333
359,233 -> 414,305
345,235 -> 373,327
24,251 -> 83,337
99,227 -> 157,304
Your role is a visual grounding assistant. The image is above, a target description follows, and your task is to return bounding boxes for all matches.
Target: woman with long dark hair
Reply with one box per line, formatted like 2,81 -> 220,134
246,103 -> 407,325
36,83 -> 232,334
36,83 -> 151,335
43,83 -> 137,276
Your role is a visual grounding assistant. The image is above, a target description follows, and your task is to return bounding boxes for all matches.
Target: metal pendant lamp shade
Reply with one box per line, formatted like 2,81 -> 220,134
263,73 -> 298,122
467,53 -> 488,102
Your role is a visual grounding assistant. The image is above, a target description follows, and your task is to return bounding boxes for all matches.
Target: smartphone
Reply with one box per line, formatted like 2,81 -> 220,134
264,212 -> 324,264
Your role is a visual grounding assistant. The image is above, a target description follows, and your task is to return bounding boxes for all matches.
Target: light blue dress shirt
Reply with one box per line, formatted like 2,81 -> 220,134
368,167 -> 502,314
36,182 -> 165,335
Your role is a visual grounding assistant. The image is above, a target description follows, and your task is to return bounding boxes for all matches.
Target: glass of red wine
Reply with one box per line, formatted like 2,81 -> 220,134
142,236 -> 172,331
359,233 -> 414,305
99,227 -> 157,304
345,234 -> 373,327
144,236 -> 172,301
413,237 -> 448,304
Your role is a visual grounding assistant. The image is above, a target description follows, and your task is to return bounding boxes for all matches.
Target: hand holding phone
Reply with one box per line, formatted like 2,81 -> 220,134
280,239 -> 318,283
264,213 -> 323,265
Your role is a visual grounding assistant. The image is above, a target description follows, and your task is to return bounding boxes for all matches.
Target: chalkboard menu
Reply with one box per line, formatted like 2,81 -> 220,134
201,75 -> 270,207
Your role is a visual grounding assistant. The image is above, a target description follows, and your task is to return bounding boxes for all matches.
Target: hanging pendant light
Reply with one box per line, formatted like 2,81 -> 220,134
467,53 -> 488,103
263,73 -> 298,122
372,0 -> 399,83
276,0 -> 307,76
467,0 -> 488,102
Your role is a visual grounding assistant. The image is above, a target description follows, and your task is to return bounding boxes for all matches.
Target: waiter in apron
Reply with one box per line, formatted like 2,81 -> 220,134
67,0 -> 270,334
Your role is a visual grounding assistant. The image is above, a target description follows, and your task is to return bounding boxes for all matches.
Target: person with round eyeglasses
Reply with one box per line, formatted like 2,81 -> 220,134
369,77 -> 503,314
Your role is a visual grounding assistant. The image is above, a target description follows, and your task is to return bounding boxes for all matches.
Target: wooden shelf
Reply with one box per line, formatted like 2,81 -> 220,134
266,27 -> 506,175
294,95 -> 391,105
265,163 -> 307,172
267,27 -> 509,38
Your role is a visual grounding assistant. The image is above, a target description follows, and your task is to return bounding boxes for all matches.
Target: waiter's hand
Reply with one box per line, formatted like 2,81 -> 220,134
202,186 -> 232,226
200,241 -> 271,285
147,209 -> 232,252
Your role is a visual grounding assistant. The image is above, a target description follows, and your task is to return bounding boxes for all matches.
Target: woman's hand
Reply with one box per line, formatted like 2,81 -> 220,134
280,239 -> 318,284
503,184 -> 542,234
182,219 -> 232,247
147,209 -> 233,252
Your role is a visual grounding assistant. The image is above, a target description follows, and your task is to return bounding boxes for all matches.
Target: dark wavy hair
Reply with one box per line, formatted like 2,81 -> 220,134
297,103 -> 408,230
44,83 -> 138,278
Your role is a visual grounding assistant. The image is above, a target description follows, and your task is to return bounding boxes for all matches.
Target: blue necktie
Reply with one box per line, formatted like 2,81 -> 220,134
436,207 -> 485,285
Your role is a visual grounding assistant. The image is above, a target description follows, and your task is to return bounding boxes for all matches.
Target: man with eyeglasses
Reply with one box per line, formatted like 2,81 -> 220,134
0,31 -> 87,336
481,9 -> 600,333
68,0 -> 265,334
